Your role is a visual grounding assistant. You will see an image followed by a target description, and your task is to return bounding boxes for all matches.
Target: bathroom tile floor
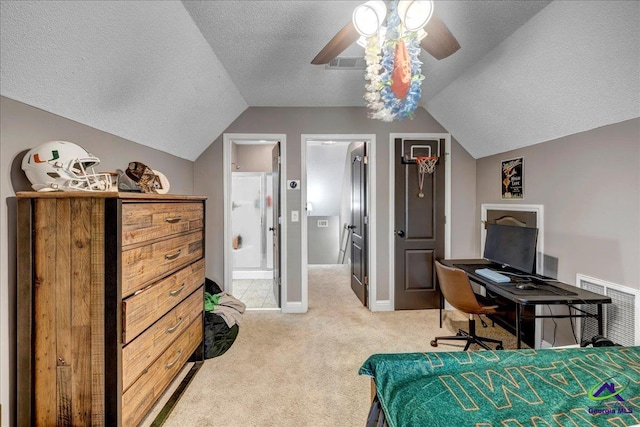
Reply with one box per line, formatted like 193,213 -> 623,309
233,279 -> 279,309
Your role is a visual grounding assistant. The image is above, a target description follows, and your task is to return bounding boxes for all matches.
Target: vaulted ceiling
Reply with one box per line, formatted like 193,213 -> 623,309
1,1 -> 638,161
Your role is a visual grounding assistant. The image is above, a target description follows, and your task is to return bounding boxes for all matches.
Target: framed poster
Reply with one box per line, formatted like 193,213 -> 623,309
501,156 -> 524,199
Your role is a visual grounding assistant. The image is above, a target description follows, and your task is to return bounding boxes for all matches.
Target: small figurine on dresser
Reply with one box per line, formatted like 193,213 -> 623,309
21,140 -> 117,192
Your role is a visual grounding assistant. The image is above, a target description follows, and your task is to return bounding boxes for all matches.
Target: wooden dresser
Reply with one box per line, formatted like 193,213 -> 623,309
16,192 -> 206,426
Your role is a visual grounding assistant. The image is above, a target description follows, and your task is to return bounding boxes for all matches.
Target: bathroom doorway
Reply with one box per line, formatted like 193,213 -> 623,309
231,172 -> 277,308
223,134 -> 285,311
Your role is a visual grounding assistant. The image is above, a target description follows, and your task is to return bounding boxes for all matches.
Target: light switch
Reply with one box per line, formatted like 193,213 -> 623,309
291,211 -> 299,222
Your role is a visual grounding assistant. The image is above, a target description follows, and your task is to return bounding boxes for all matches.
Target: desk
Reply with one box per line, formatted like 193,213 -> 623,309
442,259 -> 612,349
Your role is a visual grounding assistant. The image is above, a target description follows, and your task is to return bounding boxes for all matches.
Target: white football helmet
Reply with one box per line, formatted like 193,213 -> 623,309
22,141 -> 115,192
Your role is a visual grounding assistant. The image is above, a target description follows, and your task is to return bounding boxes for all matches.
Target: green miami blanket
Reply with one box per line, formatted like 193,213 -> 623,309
359,347 -> 640,427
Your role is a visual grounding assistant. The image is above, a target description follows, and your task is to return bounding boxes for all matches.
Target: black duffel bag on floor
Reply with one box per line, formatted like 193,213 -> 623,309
203,278 -> 240,359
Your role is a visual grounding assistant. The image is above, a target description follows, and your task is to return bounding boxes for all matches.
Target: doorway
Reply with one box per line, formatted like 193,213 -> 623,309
223,134 -> 286,311
301,134 -> 377,311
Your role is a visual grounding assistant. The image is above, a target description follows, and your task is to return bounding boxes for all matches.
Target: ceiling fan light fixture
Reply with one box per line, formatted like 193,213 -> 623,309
397,0 -> 434,32
357,25 -> 387,48
352,0 -> 387,37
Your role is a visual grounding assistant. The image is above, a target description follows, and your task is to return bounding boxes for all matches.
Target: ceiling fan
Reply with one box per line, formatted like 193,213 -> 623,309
311,0 -> 460,65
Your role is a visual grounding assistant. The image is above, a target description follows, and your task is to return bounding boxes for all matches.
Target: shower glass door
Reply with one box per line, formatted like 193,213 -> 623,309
232,173 -> 265,270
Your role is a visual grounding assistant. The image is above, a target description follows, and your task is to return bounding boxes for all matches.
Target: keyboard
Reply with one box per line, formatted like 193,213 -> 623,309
475,268 -> 510,283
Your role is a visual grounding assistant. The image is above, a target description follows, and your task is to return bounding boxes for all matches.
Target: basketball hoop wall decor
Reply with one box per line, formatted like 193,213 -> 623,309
501,156 -> 524,199
400,143 -> 439,198
416,156 -> 438,198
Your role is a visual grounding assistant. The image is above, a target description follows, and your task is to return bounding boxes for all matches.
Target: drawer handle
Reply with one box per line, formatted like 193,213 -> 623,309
169,284 -> 185,297
164,249 -> 182,260
165,349 -> 183,370
166,316 -> 184,333
133,284 -> 153,296
164,216 -> 183,224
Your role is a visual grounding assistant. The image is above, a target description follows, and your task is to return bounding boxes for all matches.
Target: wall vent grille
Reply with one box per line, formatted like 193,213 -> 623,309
325,57 -> 366,70
576,274 -> 639,346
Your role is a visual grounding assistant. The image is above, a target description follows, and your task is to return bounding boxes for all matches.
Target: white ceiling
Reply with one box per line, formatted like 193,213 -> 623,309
1,1 -> 638,161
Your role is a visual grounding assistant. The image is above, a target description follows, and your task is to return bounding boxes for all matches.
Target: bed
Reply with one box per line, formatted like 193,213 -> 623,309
359,346 -> 640,427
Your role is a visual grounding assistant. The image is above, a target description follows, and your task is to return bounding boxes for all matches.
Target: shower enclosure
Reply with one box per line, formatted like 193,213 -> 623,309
231,172 -> 274,279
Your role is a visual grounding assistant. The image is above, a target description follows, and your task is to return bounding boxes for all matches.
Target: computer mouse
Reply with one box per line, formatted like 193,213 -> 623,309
516,283 -> 537,290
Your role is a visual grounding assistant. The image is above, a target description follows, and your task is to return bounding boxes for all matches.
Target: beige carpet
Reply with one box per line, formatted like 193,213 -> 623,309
153,265 -> 520,427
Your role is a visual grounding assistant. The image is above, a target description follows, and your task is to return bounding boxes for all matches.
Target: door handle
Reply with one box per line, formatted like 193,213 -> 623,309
269,227 -> 275,231
395,230 -> 405,238
347,225 -> 356,230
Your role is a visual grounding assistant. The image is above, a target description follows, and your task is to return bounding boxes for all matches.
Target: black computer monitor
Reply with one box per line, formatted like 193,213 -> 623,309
483,223 -> 538,273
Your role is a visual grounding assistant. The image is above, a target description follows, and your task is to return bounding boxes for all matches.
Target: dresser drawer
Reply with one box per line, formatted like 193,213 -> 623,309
122,289 -> 203,391
121,230 -> 203,297
122,202 -> 203,248
122,259 -> 205,344
122,315 -> 202,427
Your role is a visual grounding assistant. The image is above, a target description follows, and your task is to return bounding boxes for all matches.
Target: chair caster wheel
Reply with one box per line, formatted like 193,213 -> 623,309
430,340 -> 438,347
496,344 -> 504,350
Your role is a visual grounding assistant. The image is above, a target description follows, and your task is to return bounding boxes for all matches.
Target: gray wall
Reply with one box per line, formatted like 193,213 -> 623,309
450,136 -> 479,259
235,144 -> 275,173
193,106 -> 475,304
307,216 -> 340,264
307,144 -> 349,216
476,117 -> 639,290
0,96 -> 195,425
476,118 -> 639,346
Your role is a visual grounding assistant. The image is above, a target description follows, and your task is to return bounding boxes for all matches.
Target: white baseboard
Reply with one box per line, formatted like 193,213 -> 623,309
282,301 -> 306,314
371,300 -> 393,312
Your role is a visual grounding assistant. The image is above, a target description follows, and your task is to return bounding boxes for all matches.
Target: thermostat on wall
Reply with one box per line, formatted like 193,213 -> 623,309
287,180 -> 300,190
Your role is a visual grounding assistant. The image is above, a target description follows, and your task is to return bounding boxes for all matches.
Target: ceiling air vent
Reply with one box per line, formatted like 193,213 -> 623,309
325,57 -> 366,70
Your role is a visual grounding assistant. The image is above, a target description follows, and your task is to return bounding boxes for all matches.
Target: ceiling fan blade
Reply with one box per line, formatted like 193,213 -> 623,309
311,21 -> 360,65
420,12 -> 460,60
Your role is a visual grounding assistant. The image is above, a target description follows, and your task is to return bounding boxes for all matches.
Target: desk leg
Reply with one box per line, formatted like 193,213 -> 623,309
516,304 -> 522,349
597,304 -> 604,336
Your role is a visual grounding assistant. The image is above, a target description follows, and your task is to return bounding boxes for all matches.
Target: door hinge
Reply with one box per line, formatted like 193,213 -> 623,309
278,156 -> 281,164
364,276 -> 368,285
364,216 -> 369,225
364,155 -> 368,165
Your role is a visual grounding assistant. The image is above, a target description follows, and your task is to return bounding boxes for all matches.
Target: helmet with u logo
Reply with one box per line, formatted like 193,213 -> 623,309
22,141 -> 115,192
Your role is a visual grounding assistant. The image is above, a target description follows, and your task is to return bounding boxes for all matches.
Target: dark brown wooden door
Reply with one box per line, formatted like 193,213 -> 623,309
350,143 -> 367,306
271,143 -> 281,306
394,138 -> 444,309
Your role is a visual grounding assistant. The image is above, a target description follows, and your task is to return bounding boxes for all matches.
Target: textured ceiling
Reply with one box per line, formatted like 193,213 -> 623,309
1,1 -> 638,161
428,0 -> 640,158
182,0 -> 553,106
0,0 -> 247,161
